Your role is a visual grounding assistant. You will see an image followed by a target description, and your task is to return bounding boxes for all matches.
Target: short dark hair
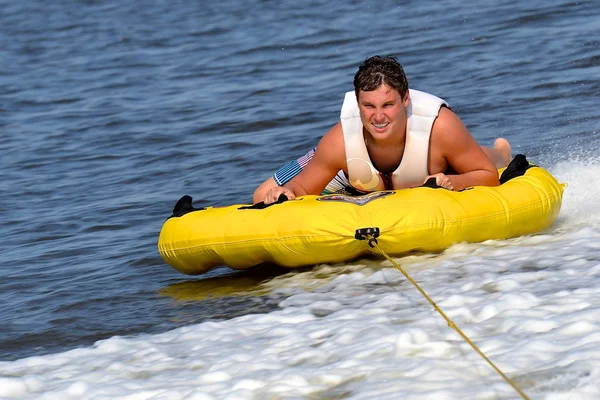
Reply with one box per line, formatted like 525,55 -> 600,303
353,55 -> 409,99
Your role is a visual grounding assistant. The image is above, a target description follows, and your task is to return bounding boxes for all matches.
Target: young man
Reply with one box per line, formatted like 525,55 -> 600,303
256,56 -> 511,204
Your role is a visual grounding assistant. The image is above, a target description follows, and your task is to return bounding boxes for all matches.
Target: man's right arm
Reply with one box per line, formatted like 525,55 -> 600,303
262,123 -> 346,204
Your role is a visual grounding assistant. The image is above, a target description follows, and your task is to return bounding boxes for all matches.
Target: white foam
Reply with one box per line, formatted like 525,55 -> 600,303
550,155 -> 600,230
1,157 -> 600,399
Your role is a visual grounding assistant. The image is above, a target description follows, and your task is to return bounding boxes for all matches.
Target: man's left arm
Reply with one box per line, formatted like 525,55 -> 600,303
428,107 -> 499,191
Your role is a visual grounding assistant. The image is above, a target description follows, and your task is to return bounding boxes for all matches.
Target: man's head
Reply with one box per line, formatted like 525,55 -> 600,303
353,56 -> 409,101
354,56 -> 411,140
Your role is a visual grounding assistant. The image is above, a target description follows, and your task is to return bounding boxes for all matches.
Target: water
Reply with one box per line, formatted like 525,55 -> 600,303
0,0 -> 599,398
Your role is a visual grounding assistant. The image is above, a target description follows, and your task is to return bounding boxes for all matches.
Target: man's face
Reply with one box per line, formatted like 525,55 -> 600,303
357,84 -> 410,140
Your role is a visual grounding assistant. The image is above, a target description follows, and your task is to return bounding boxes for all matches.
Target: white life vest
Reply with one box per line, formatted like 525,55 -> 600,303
341,89 -> 448,191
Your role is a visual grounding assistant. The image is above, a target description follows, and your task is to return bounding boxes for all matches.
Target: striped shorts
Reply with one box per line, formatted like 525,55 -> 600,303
273,148 -> 355,195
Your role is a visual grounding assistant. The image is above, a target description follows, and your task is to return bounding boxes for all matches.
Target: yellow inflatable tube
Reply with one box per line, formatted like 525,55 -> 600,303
158,160 -> 564,275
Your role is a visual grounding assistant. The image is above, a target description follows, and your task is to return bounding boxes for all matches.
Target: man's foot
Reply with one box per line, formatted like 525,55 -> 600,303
493,138 -> 512,168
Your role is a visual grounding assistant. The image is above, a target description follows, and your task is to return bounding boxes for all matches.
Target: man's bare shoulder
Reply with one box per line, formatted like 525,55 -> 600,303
314,122 -> 346,170
433,106 -> 466,131
431,106 -> 472,145
284,122 -> 347,196
320,121 -> 344,143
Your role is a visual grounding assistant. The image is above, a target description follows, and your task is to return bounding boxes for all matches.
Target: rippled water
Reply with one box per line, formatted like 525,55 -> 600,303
1,0 -> 599,395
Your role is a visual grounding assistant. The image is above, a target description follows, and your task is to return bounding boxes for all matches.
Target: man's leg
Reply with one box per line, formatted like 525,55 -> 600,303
482,138 -> 512,169
253,149 -> 318,204
253,148 -> 352,203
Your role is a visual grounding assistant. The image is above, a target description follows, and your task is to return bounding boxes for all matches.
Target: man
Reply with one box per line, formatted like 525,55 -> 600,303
256,55 -> 511,204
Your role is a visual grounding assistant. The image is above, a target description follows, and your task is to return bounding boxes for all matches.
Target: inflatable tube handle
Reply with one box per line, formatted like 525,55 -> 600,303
239,194 -> 289,210
168,195 -> 206,219
500,154 -> 534,184
421,177 -> 443,189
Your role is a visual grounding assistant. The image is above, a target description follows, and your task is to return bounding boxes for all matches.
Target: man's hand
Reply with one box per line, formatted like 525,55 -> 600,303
264,186 -> 296,204
424,173 -> 454,190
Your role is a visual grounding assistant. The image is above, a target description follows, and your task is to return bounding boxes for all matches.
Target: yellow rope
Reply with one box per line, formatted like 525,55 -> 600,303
368,237 -> 530,400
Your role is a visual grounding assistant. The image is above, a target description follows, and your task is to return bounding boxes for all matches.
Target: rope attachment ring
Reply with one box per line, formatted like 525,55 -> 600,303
355,227 -> 380,248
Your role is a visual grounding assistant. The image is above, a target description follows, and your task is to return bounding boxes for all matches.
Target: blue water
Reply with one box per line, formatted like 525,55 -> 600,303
1,0 -> 598,364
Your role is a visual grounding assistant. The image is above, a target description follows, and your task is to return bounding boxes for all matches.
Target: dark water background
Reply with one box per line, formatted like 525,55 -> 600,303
1,0 -> 598,361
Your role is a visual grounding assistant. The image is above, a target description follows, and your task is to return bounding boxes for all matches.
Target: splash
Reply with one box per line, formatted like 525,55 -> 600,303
550,153 -> 600,231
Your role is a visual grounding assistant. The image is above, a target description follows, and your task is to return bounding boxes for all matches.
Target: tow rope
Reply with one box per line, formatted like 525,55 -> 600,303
358,230 -> 530,400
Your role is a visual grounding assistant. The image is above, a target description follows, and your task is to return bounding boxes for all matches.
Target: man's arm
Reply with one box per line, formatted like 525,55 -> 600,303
428,107 -> 499,190
262,123 -> 347,204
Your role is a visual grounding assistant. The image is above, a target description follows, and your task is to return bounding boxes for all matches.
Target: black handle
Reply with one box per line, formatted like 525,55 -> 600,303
421,177 -> 443,189
239,194 -> 289,210
169,195 -> 206,219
